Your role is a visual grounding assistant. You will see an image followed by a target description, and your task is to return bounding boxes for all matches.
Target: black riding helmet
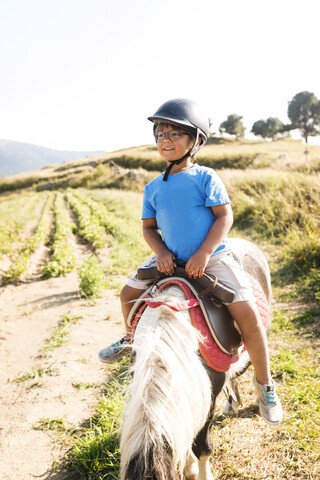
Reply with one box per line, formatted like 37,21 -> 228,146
148,98 -> 210,181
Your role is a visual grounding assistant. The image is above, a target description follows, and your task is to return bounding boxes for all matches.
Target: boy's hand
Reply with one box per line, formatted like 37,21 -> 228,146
156,248 -> 176,275
185,250 -> 211,279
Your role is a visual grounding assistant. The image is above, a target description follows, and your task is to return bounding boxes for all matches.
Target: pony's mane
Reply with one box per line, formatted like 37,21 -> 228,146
120,286 -> 212,480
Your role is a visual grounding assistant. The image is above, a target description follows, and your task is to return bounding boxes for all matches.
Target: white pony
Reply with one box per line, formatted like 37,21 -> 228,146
120,239 -> 271,480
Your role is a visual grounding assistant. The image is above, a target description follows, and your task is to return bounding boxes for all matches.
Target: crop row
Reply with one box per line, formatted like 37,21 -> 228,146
81,189 -> 150,287
66,192 -> 109,249
0,194 -> 42,257
42,192 -> 77,278
0,189 -> 148,295
73,191 -> 126,240
3,193 -> 54,283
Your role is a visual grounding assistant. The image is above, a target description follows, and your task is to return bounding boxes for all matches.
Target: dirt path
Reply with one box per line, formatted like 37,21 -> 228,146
0,239 -> 124,479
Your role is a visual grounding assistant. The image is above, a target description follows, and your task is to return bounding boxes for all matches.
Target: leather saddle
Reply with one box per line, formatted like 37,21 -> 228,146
133,265 -> 242,356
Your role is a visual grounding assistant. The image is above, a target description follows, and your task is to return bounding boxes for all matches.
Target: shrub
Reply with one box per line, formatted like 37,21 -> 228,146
79,255 -> 107,298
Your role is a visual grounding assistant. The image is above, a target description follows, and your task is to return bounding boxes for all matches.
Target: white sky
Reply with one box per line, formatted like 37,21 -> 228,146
1,0 -> 320,152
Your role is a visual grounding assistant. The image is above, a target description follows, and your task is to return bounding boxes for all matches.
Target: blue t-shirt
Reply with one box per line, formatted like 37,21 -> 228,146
142,164 -> 230,262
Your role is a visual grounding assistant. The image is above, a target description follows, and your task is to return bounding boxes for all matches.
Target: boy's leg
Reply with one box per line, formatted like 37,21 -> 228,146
227,300 -> 271,385
204,254 -> 283,425
98,255 -> 157,364
121,285 -> 145,335
227,300 -> 283,426
98,285 -> 143,363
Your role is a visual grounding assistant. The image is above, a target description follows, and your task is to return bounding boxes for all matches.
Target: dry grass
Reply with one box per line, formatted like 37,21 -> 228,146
2,137 -> 320,194
201,137 -> 318,160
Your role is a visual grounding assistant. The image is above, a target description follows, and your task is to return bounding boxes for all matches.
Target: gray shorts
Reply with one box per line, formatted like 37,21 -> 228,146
126,252 -> 254,304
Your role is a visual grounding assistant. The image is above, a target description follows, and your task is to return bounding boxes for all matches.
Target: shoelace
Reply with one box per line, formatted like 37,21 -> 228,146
263,389 -> 276,404
112,337 -> 127,349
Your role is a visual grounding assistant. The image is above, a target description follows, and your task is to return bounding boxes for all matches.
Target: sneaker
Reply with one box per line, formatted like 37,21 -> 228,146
98,336 -> 131,364
253,375 -> 283,426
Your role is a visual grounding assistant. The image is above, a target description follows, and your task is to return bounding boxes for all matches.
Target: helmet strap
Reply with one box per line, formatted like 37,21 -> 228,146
162,151 -> 191,181
190,129 -> 202,157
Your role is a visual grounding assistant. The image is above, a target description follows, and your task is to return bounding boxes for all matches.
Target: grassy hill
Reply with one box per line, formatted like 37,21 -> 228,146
0,137 -> 319,194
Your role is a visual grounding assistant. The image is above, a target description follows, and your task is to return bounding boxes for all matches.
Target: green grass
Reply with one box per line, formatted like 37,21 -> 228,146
35,417 -> 80,444
272,348 -> 320,457
42,314 -> 82,356
36,417 -> 71,432
272,308 -> 320,339
60,358 -> 130,479
13,365 -> 54,384
72,382 -> 99,390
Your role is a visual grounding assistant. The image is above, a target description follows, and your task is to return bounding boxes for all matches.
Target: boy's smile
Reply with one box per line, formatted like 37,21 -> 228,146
156,125 -> 193,164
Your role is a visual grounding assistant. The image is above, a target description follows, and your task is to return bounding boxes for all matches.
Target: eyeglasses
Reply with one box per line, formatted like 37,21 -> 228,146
155,131 -> 188,143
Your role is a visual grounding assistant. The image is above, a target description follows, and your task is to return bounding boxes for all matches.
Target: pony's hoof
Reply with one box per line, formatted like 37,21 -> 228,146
184,452 -> 199,480
223,400 -> 239,415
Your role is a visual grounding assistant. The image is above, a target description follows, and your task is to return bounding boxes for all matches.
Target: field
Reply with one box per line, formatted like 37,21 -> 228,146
0,138 -> 319,479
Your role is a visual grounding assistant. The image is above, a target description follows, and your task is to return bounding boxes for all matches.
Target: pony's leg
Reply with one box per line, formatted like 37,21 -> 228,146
184,450 -> 199,480
191,416 -> 215,480
184,451 -> 214,480
192,369 -> 225,480
223,378 -> 241,415
198,456 -> 214,480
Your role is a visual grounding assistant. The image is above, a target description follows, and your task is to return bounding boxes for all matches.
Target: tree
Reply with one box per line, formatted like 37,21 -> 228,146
219,114 -> 245,138
287,91 -> 320,143
251,117 -> 285,139
251,120 -> 267,138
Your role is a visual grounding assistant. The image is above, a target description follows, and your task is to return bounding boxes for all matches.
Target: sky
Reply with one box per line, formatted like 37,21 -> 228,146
1,0 -> 320,152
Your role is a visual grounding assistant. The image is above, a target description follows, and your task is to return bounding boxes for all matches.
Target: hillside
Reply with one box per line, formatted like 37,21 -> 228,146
0,138 -> 104,177
1,137 -> 319,194
0,138 -> 319,479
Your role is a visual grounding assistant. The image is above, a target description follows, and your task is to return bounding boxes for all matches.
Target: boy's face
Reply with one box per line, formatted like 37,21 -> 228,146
156,124 -> 194,164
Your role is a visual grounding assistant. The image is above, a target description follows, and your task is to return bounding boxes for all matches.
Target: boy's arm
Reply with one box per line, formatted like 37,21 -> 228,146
185,203 -> 233,279
142,217 -> 176,275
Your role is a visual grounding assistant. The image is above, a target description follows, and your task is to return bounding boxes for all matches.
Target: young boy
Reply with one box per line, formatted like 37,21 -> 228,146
98,98 -> 283,426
